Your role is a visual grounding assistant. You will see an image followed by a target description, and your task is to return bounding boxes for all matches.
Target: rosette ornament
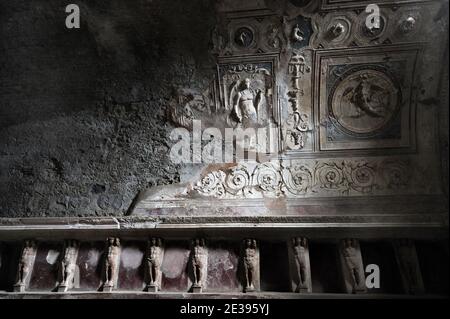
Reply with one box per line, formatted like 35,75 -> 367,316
347,162 -> 377,193
252,163 -> 281,195
282,164 -> 313,195
224,165 -> 252,197
315,162 -> 345,190
194,171 -> 226,198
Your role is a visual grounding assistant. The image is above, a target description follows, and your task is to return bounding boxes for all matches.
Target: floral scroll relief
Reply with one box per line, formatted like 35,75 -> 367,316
281,164 -> 313,195
224,165 -> 253,197
194,171 -> 227,198
253,162 -> 282,196
193,159 -> 412,199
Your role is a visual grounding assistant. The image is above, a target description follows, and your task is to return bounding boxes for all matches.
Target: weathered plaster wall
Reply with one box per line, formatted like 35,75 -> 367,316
0,0 -> 216,217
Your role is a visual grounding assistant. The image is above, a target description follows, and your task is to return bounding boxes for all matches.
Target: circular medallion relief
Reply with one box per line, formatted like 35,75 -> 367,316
361,15 -> 386,38
234,27 -> 254,48
314,13 -> 356,48
329,69 -> 400,135
354,11 -> 388,46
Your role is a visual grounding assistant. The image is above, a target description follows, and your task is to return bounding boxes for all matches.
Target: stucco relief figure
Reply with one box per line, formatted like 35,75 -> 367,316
292,237 -> 310,292
292,24 -> 304,42
340,239 -> 366,293
231,78 -> 262,128
102,237 -> 121,292
168,87 -> 210,129
331,70 -> 398,135
243,239 -> 258,292
57,240 -> 79,292
267,24 -> 283,49
229,78 -> 263,152
394,239 -> 424,294
14,240 -> 37,292
191,238 -> 208,292
349,79 -> 390,118
234,27 -> 254,48
145,238 -> 164,292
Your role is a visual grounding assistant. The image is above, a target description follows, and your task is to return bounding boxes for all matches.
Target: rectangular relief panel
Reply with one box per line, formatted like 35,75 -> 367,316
215,54 -> 282,158
314,44 -> 421,153
217,54 -> 279,127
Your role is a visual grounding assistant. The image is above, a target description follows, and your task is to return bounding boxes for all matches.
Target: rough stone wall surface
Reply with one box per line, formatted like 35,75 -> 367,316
0,0 -> 217,217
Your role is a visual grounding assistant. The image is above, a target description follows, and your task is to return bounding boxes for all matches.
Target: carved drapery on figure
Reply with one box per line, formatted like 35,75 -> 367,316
14,240 -> 37,292
230,77 -> 262,127
219,61 -> 275,129
57,239 -> 79,292
145,238 -> 164,292
190,238 -> 208,292
101,237 -> 121,292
